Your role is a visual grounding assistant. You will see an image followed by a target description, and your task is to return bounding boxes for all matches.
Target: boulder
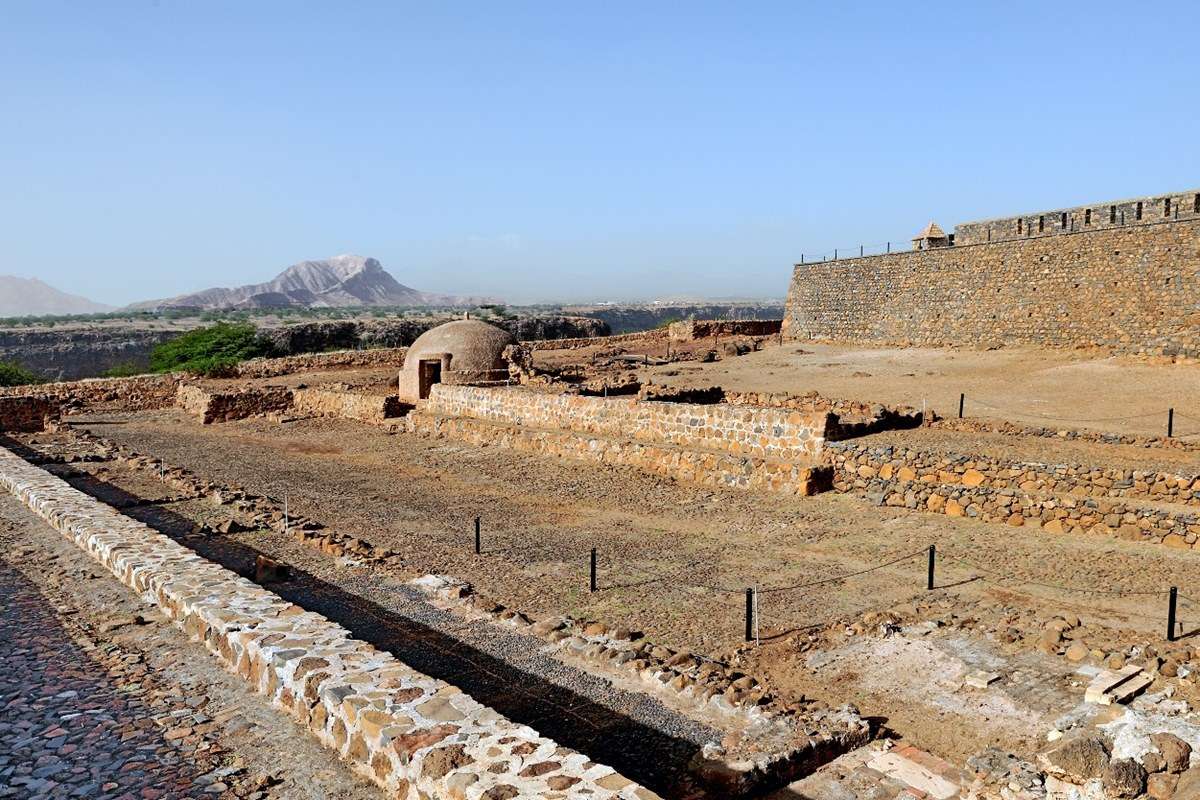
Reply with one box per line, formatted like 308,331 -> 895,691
1102,758 -> 1146,798
1151,733 -> 1193,774
1042,734 -> 1110,783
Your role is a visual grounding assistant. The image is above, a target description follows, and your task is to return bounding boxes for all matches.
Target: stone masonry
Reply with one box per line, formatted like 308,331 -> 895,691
0,445 -> 659,800
0,396 -> 60,432
423,385 -> 831,463
784,208 -> 1199,357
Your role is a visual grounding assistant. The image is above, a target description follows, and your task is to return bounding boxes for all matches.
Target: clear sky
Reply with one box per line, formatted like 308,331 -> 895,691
3,1 -> 1198,306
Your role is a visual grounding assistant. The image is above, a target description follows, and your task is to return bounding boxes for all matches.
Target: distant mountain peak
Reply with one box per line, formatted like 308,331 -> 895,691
0,276 -> 113,317
128,256 -> 495,311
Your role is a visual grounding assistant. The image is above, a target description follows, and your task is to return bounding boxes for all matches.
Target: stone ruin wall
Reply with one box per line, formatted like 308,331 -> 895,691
0,446 -> 658,800
408,408 -> 830,496
0,374 -> 182,412
292,388 -> 403,424
0,395 -> 61,432
667,319 -> 782,341
523,329 -> 667,351
176,384 -> 294,425
828,441 -> 1200,548
422,385 -> 831,463
784,216 -> 1200,357
232,347 -> 408,378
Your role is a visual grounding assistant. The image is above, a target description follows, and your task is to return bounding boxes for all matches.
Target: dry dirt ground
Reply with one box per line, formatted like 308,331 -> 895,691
46,408 -> 1200,764
636,342 -> 1200,440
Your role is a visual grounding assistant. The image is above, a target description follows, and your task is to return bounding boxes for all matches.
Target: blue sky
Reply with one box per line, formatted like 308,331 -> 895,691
2,1 -> 1198,306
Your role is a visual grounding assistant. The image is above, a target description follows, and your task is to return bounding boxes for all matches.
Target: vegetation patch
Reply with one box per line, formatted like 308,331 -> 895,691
149,323 -> 276,376
0,361 -> 43,387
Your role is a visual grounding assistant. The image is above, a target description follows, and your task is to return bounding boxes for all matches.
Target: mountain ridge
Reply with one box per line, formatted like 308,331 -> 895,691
0,276 -> 114,316
128,255 -> 494,311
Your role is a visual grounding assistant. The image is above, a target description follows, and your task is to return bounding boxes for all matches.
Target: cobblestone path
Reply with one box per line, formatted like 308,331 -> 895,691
0,560 -> 222,799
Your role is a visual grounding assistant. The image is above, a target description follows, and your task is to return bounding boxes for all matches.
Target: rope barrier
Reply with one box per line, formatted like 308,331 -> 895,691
757,548 -> 927,594
964,396 -> 1171,424
940,551 -> 1170,596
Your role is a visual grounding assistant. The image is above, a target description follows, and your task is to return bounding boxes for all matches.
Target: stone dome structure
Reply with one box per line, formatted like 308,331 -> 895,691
399,318 -> 517,403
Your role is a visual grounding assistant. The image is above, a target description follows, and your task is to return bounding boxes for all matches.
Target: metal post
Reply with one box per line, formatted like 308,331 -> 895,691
801,254 -> 804,264
590,548 -> 597,593
1168,587 -> 1178,641
474,516 -> 481,554
859,245 -> 863,257
927,545 -> 936,590
834,248 -> 838,260
1168,408 -> 1174,438
958,393 -> 965,419
745,588 -> 753,642
887,241 -> 891,253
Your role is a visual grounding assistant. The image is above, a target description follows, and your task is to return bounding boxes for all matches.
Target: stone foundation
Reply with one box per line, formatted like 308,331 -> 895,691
667,320 -> 783,341
0,374 -> 181,412
407,411 -> 832,496
524,330 -> 667,351
292,388 -> 404,425
829,442 -> 1200,547
234,348 -> 408,378
0,395 -> 61,432
0,446 -> 658,800
176,384 -> 295,425
424,385 -> 831,463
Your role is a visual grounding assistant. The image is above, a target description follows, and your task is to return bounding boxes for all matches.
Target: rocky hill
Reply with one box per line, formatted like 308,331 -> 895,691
129,255 -> 492,311
0,277 -> 112,316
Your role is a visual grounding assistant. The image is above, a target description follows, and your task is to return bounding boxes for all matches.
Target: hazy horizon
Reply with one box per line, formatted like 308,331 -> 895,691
4,1 -> 1199,307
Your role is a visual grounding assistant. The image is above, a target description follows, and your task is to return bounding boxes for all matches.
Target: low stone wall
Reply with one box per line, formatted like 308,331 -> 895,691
408,411 -> 831,496
830,441 -> 1200,507
176,384 -> 294,425
0,446 -> 657,799
524,330 -> 667,351
934,417 -> 1200,453
668,320 -> 783,341
0,395 -> 60,432
292,388 -> 403,425
828,442 -> 1200,547
425,385 -> 831,463
234,348 -> 408,378
0,374 -> 181,412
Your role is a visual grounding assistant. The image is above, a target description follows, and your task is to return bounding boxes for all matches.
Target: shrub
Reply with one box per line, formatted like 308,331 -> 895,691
149,323 -> 274,376
0,361 -> 43,387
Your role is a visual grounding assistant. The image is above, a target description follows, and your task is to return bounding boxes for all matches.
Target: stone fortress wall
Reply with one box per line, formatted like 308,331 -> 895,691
784,188 -> 1200,357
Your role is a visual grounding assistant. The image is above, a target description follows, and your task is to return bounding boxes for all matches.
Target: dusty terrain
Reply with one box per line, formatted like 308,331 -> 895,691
30,404 -> 1198,765
638,342 -> 1200,440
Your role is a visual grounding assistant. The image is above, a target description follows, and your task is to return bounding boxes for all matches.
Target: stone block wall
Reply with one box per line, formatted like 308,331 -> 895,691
233,348 -> 408,378
0,374 -> 181,412
783,217 -> 1200,356
0,395 -> 60,432
292,388 -> 403,425
668,319 -> 783,341
828,442 -> 1200,547
424,386 -> 831,463
176,384 -> 295,425
407,411 -> 832,496
523,329 -> 666,351
0,446 -> 657,800
955,188 -> 1200,246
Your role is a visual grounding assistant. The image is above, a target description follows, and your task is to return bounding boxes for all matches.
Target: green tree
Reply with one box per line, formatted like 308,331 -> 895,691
149,323 -> 274,376
0,361 -> 43,387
